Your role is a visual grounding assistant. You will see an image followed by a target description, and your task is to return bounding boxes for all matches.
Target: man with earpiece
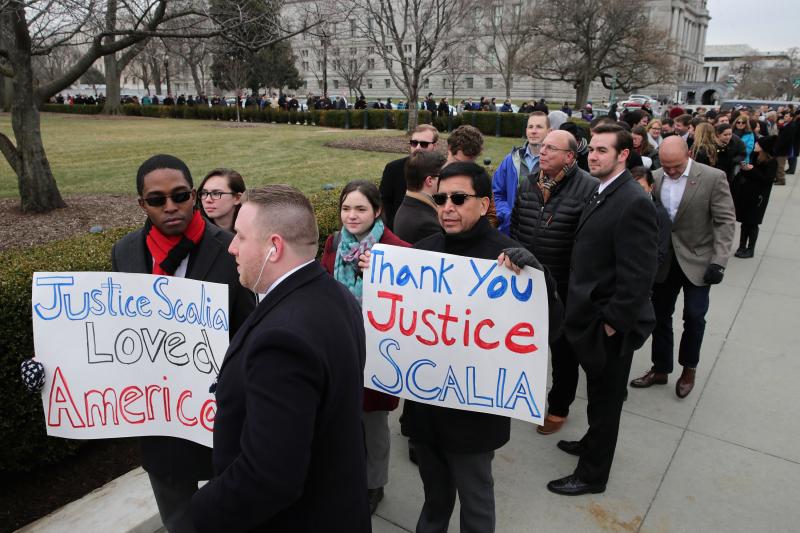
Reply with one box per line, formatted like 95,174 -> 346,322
191,185 -> 371,532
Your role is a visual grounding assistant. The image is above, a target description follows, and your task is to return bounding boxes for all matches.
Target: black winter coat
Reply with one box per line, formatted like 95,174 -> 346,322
734,158 -> 776,225
510,165 -> 598,298
403,218 -> 561,453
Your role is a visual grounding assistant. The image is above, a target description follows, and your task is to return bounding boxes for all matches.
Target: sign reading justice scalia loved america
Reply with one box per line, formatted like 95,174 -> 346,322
362,244 -> 548,424
31,272 -> 230,447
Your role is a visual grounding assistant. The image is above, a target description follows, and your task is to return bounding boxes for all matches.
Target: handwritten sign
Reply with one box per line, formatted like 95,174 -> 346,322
31,272 -> 230,447
362,244 -> 548,424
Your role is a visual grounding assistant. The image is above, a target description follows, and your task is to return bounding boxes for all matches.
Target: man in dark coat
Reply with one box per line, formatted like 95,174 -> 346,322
774,111 -> 795,185
191,185 -> 370,532
379,124 -> 440,230
393,150 -> 446,244
548,124 -> 658,496
112,154 -> 255,532
510,129 -> 598,436
397,162 -> 559,532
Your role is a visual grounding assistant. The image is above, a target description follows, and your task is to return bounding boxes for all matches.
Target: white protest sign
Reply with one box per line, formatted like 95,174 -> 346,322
32,272 -> 230,447
362,244 -> 548,424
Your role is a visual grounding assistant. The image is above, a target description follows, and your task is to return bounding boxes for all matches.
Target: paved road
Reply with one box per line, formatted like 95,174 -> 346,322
373,174 -> 800,533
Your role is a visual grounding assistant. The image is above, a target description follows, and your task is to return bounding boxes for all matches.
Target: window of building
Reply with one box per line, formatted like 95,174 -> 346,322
317,61 -> 323,70
350,19 -> 356,38
385,79 -> 391,88
350,47 -> 357,56
367,79 -> 373,89
302,61 -> 309,70
512,3 -> 521,17
493,5 -> 502,25
485,78 -> 493,89
443,78 -> 448,89
368,58 -> 375,69
368,46 -> 375,54
404,44 -> 412,53
301,49 -> 309,57
350,59 -> 358,69
333,79 -> 340,89
712,66 -> 719,82
303,80 -> 308,89
466,77 -> 474,89
317,80 -> 323,89
423,78 -> 430,88
386,44 -> 393,53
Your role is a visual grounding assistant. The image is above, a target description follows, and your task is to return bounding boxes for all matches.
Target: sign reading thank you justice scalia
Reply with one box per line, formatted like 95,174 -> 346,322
362,244 -> 548,424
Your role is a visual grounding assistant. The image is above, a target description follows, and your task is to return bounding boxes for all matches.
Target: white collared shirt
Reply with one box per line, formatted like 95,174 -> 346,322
597,170 -> 625,194
660,159 -> 692,221
258,259 -> 315,302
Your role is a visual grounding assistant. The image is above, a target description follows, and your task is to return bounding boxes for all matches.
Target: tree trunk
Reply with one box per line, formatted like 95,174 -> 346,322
407,91 -> 419,132
102,53 -> 124,115
575,78 -> 591,109
504,73 -> 512,99
1,75 -> 11,112
190,63 -> 203,96
322,42 -> 328,95
2,46 -> 66,212
150,58 -> 163,95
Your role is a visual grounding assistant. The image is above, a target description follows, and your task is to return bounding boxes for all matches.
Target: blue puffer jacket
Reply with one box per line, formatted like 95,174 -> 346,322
492,142 -> 538,235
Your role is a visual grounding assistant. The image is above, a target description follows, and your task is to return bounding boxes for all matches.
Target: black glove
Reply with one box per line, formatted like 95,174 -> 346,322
209,375 -> 218,394
703,263 -> 725,285
20,359 -> 45,393
502,247 -> 541,270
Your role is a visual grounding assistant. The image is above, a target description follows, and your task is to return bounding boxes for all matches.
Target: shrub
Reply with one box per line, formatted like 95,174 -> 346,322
40,104 -> 103,115
0,228 -> 131,472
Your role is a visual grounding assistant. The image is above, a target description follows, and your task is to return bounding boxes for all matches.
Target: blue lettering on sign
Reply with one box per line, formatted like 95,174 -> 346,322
371,338 -> 403,394
438,366 -> 466,403
468,260 -> 533,302
34,276 -> 153,321
369,250 -> 453,294
406,359 -> 441,400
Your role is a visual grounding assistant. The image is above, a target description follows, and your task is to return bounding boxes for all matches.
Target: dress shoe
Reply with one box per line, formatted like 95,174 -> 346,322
734,247 -> 747,258
556,440 -> 585,456
739,247 -> 754,258
537,414 -> 567,435
630,368 -> 668,388
547,474 -> 605,496
368,487 -> 384,515
675,367 -> 696,399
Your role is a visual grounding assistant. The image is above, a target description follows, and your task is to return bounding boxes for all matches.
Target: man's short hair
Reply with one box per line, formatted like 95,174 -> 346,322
447,125 -> 484,159
630,165 -> 654,186
242,185 -> 319,256
136,154 -> 192,195
528,110 -> 550,128
674,114 -> 693,126
589,115 -> 615,131
405,151 -> 446,192
438,162 -> 491,198
690,116 -> 705,128
413,124 -> 439,143
662,118 -> 674,127
592,123 -> 633,156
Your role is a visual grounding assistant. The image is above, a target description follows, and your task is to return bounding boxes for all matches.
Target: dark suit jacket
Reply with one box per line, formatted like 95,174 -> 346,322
111,220 -> 255,481
393,193 -> 442,244
563,172 -> 659,374
379,156 -> 409,230
191,261 -> 370,533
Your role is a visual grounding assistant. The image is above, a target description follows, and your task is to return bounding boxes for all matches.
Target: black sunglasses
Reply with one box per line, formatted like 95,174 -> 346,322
140,190 -> 193,207
432,192 -> 480,206
409,139 -> 433,148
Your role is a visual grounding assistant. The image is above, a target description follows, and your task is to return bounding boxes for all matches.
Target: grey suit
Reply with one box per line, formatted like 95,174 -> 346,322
111,220 -> 255,533
650,161 -> 735,373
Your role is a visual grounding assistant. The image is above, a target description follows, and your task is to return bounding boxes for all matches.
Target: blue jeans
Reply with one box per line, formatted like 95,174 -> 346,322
651,257 -> 710,373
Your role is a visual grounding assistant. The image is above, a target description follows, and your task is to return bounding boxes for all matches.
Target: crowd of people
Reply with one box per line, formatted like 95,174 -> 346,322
20,95 -> 796,531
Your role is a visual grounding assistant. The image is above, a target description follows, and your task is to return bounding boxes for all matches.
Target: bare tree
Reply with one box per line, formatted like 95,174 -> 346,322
735,48 -> 800,101
331,46 -> 369,98
0,0 -> 326,212
525,0 -> 677,108
349,0 -> 470,131
471,2 -> 536,99
441,46 -> 469,102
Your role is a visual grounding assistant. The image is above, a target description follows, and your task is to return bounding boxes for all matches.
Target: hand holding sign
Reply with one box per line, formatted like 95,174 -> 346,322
362,244 -> 549,424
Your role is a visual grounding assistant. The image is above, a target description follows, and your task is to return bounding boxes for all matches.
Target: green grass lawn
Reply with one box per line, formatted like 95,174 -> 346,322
0,114 -> 525,199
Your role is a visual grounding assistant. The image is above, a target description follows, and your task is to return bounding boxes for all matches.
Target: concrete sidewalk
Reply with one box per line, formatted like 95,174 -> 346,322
21,175 -> 799,533
372,174 -> 800,532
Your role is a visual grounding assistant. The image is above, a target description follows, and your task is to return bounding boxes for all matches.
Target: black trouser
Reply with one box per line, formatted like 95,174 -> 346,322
147,472 -> 199,533
547,333 -> 580,418
651,257 -> 710,373
574,334 -> 634,485
739,224 -> 759,250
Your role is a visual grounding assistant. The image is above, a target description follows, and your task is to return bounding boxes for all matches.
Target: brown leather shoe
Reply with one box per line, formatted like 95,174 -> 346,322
675,367 -> 696,398
537,414 -> 566,435
630,368 -> 668,388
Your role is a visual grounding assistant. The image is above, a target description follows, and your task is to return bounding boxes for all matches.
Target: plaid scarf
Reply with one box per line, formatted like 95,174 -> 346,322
536,163 -> 573,203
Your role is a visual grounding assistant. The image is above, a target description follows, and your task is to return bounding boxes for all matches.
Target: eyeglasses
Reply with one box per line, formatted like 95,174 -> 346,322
200,190 -> 237,200
735,120 -> 746,124
409,139 -> 433,148
432,192 -> 481,206
541,144 -> 572,153
139,190 -> 192,207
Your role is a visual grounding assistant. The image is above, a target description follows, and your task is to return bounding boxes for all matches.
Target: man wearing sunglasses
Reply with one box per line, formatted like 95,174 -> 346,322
379,124 -> 439,231
112,154 -> 255,532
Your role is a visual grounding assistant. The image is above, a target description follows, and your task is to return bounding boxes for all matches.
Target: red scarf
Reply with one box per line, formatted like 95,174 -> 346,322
146,209 -> 206,275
